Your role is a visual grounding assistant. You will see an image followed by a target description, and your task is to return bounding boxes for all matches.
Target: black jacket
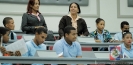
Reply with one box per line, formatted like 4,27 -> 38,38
21,13 -> 47,34
58,15 -> 89,37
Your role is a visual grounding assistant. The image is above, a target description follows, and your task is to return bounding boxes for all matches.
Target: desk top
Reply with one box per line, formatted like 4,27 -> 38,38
0,57 -> 133,64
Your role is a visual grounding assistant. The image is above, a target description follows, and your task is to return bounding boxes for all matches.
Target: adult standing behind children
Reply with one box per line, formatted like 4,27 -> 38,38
58,2 -> 89,38
21,0 -> 47,34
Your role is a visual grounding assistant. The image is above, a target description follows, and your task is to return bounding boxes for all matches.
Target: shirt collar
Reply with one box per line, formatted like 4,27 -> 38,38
28,12 -> 39,16
96,29 -> 104,35
32,12 -> 39,16
31,40 -> 42,48
62,38 -> 75,46
121,43 -> 133,50
67,14 -> 81,21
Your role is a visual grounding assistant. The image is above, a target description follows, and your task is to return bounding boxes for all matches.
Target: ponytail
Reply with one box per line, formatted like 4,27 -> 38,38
122,30 -> 132,38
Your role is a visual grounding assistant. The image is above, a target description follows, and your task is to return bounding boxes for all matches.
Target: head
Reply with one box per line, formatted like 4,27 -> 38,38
96,18 -> 105,31
64,26 -> 77,42
121,21 -> 129,32
69,2 -> 81,15
122,31 -> 132,46
27,0 -> 40,13
0,27 -> 10,43
34,27 -> 47,45
3,17 -> 15,30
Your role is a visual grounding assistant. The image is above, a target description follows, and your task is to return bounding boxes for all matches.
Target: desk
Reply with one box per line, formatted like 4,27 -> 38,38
7,40 -> 122,47
44,41 -> 121,47
0,57 -> 133,64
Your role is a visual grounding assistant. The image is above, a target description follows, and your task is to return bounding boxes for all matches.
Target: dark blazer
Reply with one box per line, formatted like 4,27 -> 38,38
21,13 -> 47,34
58,15 -> 89,37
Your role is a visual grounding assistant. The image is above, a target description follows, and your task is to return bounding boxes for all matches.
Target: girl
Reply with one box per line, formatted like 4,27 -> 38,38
120,31 -> 133,58
90,18 -> 113,51
0,27 -> 21,65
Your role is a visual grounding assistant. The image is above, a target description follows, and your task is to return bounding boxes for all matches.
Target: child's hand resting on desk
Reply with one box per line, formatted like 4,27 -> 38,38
95,40 -> 101,43
0,46 -> 6,54
15,51 -> 21,56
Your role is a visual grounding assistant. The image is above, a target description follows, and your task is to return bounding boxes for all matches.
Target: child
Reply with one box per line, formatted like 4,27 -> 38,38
3,17 -> 17,41
90,18 -> 113,51
120,31 -> 133,58
0,27 -> 21,65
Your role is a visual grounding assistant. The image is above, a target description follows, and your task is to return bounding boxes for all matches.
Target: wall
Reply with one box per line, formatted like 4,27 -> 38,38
0,0 -> 133,32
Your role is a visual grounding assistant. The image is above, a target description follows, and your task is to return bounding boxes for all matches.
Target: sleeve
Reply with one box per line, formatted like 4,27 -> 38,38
82,19 -> 89,36
114,33 -> 119,40
58,16 -> 66,37
53,41 -> 63,56
21,13 -> 36,32
107,31 -> 112,39
22,44 -> 30,57
90,31 -> 95,37
41,15 -> 48,29
76,42 -> 82,56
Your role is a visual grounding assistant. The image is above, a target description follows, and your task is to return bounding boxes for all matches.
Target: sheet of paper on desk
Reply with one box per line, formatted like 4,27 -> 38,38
123,52 -> 130,58
6,38 -> 28,55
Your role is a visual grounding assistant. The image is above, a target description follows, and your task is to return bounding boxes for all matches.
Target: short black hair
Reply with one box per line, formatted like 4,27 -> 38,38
64,26 -> 76,37
95,18 -> 104,24
69,2 -> 81,14
3,17 -> 13,27
122,30 -> 132,38
35,27 -> 47,34
121,21 -> 129,28
0,27 -> 9,42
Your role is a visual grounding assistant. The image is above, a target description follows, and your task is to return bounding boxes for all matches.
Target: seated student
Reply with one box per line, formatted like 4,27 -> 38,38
58,2 -> 89,38
3,17 -> 17,41
53,26 -> 82,65
23,27 -> 47,65
114,21 -> 133,42
90,18 -> 113,51
119,31 -> 133,58
0,27 -> 21,65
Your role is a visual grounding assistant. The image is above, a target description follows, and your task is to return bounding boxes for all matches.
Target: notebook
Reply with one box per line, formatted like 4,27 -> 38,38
34,50 -> 58,58
77,37 -> 95,43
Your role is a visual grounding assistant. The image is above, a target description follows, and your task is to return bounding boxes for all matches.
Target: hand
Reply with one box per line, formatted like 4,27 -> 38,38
15,51 -> 21,56
35,26 -> 44,29
0,46 -> 6,54
4,51 -> 14,56
95,40 -> 101,43
110,39 -> 114,42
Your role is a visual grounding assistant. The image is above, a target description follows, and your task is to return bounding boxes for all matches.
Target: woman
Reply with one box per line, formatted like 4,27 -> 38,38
21,0 -> 47,34
90,18 -> 113,51
120,31 -> 133,58
58,2 -> 89,38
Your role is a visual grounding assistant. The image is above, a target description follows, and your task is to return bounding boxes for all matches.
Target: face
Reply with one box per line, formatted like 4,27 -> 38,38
31,0 -> 39,11
2,31 -> 10,43
123,34 -> 132,45
6,19 -> 15,30
121,25 -> 129,32
96,21 -> 105,31
70,3 -> 79,14
35,32 -> 47,45
65,30 -> 77,42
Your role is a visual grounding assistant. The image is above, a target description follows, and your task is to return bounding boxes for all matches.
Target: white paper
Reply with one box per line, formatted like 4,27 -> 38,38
58,52 -> 63,57
6,38 -> 28,55
123,52 -> 130,58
